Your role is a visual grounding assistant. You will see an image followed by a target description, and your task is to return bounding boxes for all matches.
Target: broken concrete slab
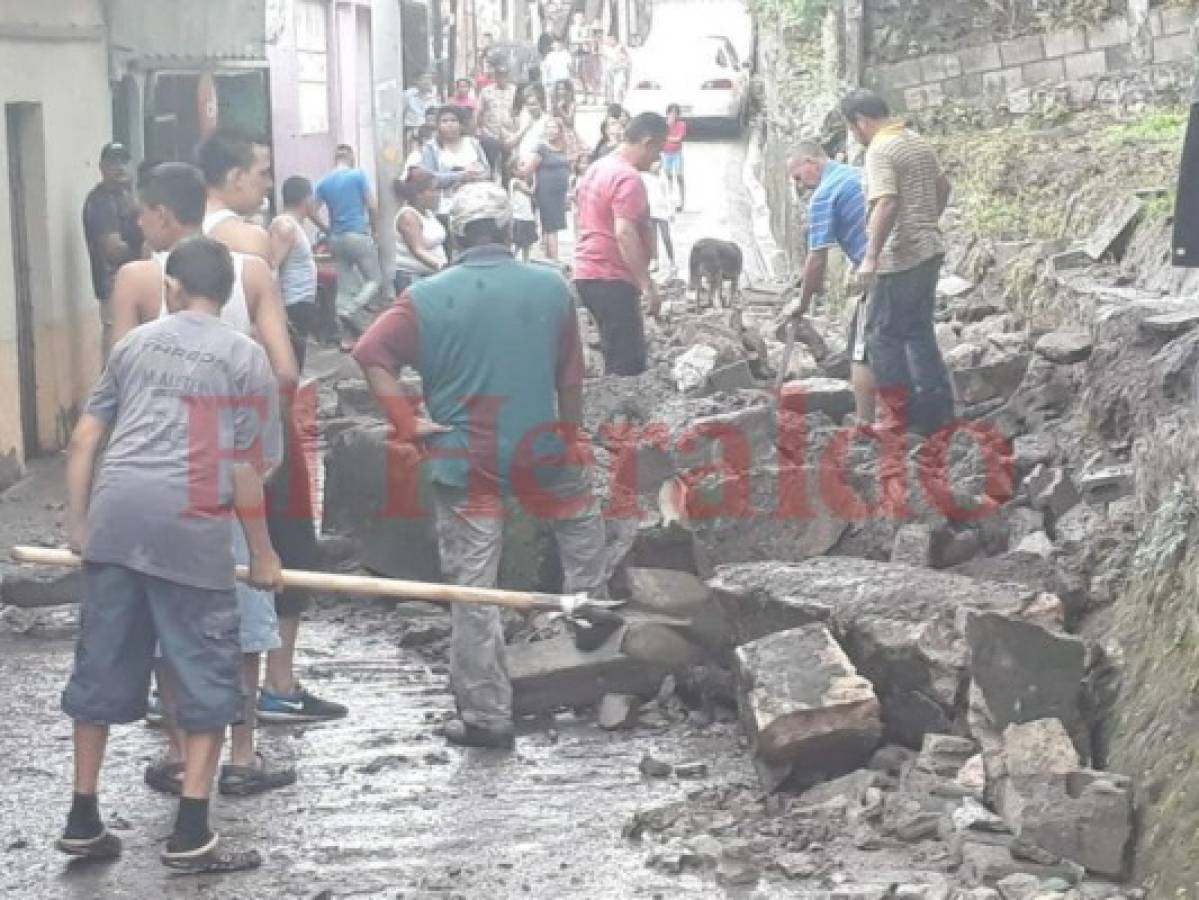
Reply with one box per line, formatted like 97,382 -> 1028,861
995,771 -> 1133,878
1139,309 -> 1199,337
1001,719 -> 1080,778
958,840 -> 1084,888
712,558 -> 1031,747
914,734 -> 978,779
1025,466 -> 1081,520
965,611 -> 1089,761
1083,196 -> 1143,262
673,344 -> 721,394
953,354 -> 1032,407
892,523 -> 935,567
1077,464 -> 1134,505
1034,330 -> 1093,365
779,377 -> 855,422
508,630 -> 670,715
0,567 -> 82,608
597,693 -> 641,730
735,625 -> 883,791
678,464 -> 848,579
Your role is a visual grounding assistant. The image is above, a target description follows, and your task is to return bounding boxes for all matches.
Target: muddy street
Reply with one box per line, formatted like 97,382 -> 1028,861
0,604 -> 753,899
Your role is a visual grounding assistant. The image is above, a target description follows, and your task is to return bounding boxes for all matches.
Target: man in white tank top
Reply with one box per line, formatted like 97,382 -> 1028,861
195,131 -> 350,731
110,163 -> 301,797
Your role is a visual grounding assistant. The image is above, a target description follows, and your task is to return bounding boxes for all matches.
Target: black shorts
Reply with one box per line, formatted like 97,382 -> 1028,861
575,279 -> 647,376
63,564 -> 242,731
266,422 -> 319,618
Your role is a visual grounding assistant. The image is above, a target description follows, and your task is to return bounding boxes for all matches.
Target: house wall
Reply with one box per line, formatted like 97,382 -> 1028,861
0,0 -> 111,486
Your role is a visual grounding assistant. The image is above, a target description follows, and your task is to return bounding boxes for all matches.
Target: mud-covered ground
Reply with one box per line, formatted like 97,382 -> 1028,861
0,601 -> 760,899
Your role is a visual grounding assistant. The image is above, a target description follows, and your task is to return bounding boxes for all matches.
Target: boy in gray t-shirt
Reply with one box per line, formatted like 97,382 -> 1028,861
59,237 -> 282,874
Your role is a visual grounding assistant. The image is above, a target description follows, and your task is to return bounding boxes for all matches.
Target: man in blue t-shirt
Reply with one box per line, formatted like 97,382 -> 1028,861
315,144 -> 382,348
783,139 -> 875,423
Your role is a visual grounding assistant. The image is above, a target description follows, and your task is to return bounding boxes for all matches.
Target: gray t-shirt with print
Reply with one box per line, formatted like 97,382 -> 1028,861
83,310 -> 282,591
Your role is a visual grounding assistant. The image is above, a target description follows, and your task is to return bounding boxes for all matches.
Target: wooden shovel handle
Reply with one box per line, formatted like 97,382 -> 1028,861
10,546 -> 543,611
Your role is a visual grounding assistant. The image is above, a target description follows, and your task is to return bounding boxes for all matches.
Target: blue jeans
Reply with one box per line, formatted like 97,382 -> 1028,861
865,254 -> 954,436
329,231 -> 382,324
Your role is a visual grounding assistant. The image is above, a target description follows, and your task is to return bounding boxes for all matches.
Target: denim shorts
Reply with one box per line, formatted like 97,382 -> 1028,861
62,563 -> 243,731
661,150 -> 683,177
232,523 -> 281,653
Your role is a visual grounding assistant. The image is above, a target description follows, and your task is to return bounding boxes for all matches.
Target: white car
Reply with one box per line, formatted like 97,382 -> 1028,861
624,35 -> 751,130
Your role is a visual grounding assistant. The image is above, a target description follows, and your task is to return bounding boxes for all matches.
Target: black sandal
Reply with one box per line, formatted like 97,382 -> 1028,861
161,832 -> 261,874
144,759 -> 184,796
56,827 -> 122,861
218,753 -> 296,796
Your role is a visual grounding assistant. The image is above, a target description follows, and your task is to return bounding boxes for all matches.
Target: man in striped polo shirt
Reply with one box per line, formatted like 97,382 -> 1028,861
784,139 -> 874,423
842,90 -> 955,437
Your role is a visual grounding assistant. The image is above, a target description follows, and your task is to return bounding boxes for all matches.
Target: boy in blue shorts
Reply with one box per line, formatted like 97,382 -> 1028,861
58,236 -> 283,873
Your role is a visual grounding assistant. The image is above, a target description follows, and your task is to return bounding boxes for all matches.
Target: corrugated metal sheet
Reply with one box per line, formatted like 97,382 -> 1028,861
107,0 -> 267,64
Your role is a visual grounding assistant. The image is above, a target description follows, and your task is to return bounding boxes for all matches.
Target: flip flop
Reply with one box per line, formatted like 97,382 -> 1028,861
56,828 -> 123,861
161,832 -> 262,874
218,753 -> 297,797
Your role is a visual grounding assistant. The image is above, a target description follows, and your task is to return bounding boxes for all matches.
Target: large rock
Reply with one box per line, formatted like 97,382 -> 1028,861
965,611 -> 1089,761
995,770 -> 1133,878
0,567 -> 82,608
1000,719 -> 1080,778
735,625 -> 883,791
508,630 -> 669,715
711,559 -> 1032,747
953,354 -> 1031,407
1024,465 -> 1080,520
676,464 -> 848,578
1034,330 -> 1093,365
624,567 -> 730,653
779,377 -> 856,422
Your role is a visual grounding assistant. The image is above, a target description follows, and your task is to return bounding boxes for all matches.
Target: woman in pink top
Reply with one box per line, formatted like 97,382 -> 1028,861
661,104 -> 688,211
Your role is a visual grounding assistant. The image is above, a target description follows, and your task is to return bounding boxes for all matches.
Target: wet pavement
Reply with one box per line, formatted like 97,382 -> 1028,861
0,602 -> 756,899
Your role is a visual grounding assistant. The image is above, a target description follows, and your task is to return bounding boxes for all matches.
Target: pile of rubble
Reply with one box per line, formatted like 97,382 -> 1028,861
315,260 -> 1195,893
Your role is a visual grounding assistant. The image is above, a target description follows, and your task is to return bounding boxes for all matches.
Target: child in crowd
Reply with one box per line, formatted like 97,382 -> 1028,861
662,103 -> 688,211
509,157 -> 539,262
642,160 -> 676,277
59,236 -> 283,874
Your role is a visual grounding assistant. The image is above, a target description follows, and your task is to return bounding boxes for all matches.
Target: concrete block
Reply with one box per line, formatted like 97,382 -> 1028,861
1022,58 -> 1066,84
1063,49 -> 1109,81
1002,719 -> 1081,777
1034,329 -> 1093,364
892,523 -> 934,567
996,771 -> 1133,878
509,630 -> 670,714
958,44 -> 1003,74
779,376 -> 855,422
883,58 -> 926,89
1042,28 -> 1087,58
921,53 -> 963,82
1159,4 -> 1195,35
999,35 -> 1045,67
965,610 -> 1088,760
735,625 -> 883,789
1086,16 -> 1131,49
597,692 -> 641,729
983,67 -> 1025,96
1105,43 -> 1137,71
904,83 -> 946,111
1154,32 -> 1194,64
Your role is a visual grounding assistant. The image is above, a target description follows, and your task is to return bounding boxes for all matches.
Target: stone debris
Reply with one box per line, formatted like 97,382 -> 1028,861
779,376 -> 856,422
1025,466 -> 1081,520
674,761 -> 709,779
965,611 -> 1089,762
735,625 -> 882,792
1076,464 -> 1134,505
892,523 -> 935,567
597,693 -> 641,730
1082,195 -> 1143,262
1138,309 -> 1199,337
1013,531 -> 1056,560
507,631 -> 669,715
672,344 -> 720,394
1034,330 -> 1093,366
638,753 -> 672,778
0,567 -> 81,608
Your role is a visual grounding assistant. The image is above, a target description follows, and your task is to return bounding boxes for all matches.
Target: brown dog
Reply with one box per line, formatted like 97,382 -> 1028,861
689,238 -> 743,309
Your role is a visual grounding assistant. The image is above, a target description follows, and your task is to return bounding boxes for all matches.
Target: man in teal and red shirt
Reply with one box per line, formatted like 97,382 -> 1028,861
353,183 -> 610,750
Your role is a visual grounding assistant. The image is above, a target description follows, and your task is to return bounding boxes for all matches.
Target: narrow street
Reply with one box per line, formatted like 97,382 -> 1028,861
0,122 -> 760,900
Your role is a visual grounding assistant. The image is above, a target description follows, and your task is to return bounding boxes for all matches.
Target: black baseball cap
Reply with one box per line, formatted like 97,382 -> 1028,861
100,142 -> 131,163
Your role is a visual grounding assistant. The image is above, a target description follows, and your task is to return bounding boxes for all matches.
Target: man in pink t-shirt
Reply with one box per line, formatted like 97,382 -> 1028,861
574,112 -> 668,375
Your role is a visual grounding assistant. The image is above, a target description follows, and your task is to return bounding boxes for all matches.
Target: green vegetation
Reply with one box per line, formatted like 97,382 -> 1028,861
748,0 -> 830,27
1103,111 -> 1187,147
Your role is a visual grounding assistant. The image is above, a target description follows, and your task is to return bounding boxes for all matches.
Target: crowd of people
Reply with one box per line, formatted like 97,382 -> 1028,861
65,77 -> 955,876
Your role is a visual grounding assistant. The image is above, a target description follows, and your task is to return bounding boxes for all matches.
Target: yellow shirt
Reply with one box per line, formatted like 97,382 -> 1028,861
864,123 -> 946,274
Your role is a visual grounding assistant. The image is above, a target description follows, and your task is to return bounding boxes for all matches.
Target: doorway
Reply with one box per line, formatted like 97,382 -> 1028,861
5,102 -> 45,460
